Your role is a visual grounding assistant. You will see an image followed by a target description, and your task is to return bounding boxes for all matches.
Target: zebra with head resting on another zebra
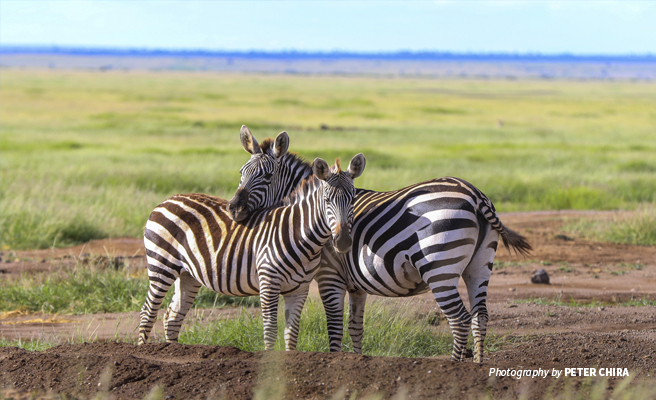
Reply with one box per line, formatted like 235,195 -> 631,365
228,135 -> 531,362
138,126 -> 366,350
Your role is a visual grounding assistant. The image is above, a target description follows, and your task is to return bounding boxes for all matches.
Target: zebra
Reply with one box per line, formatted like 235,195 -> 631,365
316,178 -> 531,362
227,148 -> 530,362
138,151 -> 366,351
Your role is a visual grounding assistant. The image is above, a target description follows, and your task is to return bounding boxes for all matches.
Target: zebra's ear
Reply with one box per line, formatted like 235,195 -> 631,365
346,153 -> 366,180
273,131 -> 289,160
240,125 -> 262,155
313,158 -> 332,181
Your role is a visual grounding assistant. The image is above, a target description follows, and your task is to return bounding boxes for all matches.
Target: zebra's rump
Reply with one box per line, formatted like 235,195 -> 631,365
335,177 -> 489,297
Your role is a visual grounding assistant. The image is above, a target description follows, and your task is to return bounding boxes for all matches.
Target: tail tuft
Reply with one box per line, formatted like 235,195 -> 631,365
500,225 -> 532,257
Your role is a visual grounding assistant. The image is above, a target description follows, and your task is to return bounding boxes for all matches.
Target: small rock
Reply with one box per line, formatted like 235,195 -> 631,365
552,357 -> 559,362
554,234 -> 574,241
531,269 -> 550,284
508,288 -> 517,292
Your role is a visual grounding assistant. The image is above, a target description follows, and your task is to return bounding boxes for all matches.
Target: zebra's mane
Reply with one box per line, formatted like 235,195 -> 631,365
280,174 -> 321,207
280,163 -> 340,207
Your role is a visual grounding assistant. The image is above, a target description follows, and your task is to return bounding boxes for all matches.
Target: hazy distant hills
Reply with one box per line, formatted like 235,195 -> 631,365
2,46 -> 655,79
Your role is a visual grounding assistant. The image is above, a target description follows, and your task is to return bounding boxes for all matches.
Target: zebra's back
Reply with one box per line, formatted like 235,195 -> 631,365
329,177 -> 492,297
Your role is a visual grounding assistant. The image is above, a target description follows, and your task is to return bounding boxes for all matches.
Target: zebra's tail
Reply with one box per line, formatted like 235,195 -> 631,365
497,224 -> 532,257
476,198 -> 532,257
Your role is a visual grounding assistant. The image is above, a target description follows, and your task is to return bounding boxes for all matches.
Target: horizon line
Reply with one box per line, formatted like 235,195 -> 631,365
2,44 -> 655,62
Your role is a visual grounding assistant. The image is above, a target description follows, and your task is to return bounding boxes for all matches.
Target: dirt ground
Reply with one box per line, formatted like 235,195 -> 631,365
1,211 -> 655,399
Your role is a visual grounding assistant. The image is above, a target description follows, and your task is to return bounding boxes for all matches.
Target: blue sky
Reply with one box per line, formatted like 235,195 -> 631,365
1,1 -> 654,54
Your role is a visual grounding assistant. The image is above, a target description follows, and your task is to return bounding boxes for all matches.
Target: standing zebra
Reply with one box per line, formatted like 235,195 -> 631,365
138,146 -> 366,350
228,148 -> 530,363
316,178 -> 531,362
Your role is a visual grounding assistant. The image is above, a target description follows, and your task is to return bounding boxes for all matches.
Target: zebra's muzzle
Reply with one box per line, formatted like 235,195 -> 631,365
227,188 -> 250,222
332,224 -> 353,253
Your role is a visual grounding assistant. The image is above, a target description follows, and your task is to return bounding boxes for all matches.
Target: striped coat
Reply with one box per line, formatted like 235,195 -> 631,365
316,177 -> 530,362
138,155 -> 365,350
228,142 -> 530,361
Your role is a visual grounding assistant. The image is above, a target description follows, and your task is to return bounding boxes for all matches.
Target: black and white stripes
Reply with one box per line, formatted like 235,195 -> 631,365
316,177 -> 531,362
138,152 -> 366,351
227,140 -> 531,362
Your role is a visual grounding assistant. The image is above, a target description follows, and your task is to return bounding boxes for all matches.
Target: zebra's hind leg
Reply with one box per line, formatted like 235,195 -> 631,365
463,228 -> 498,363
139,263 -> 179,344
420,261 -> 472,361
163,271 -> 202,343
316,265 -> 348,352
348,290 -> 367,354
282,285 -> 310,351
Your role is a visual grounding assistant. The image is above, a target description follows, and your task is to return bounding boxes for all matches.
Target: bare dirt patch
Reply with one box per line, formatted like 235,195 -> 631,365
1,211 -> 655,399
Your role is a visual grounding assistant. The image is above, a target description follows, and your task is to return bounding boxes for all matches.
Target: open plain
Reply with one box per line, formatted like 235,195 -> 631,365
1,69 -> 655,399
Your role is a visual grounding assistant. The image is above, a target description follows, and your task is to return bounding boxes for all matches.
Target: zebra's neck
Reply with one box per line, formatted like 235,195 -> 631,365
282,177 -> 331,243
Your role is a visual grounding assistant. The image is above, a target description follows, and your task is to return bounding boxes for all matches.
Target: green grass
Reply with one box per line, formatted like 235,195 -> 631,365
0,296 -> 517,359
2,70 -> 656,249
514,296 -> 656,308
180,298 -> 515,357
0,262 -> 259,315
565,206 -> 656,246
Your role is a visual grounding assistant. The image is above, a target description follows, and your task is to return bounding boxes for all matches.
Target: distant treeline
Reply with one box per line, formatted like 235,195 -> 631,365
2,45 -> 655,63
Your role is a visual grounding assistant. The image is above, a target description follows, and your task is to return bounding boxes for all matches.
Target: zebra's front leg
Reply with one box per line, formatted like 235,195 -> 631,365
282,286 -> 310,351
259,280 -> 281,350
316,267 -> 347,352
348,290 -> 367,354
164,271 -> 202,342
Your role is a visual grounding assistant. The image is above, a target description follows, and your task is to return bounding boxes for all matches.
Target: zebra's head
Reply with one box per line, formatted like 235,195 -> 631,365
227,125 -> 290,222
313,154 -> 366,253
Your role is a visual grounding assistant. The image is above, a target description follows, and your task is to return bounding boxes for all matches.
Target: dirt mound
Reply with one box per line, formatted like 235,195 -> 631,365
2,335 -> 655,400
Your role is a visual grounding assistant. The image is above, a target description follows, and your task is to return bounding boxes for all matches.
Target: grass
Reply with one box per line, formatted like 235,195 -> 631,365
0,262 -> 259,315
514,296 -> 656,308
180,298 -> 526,357
0,295 -> 518,359
565,206 -> 656,246
2,70 -> 656,249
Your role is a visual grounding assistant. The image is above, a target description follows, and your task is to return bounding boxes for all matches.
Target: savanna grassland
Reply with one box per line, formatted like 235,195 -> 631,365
2,69 -> 656,250
2,69 -> 656,399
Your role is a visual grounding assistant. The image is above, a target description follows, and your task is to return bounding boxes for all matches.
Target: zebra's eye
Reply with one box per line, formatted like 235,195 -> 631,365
263,172 -> 273,180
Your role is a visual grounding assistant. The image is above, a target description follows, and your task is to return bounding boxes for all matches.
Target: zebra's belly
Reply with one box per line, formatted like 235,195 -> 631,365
182,263 -> 261,297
